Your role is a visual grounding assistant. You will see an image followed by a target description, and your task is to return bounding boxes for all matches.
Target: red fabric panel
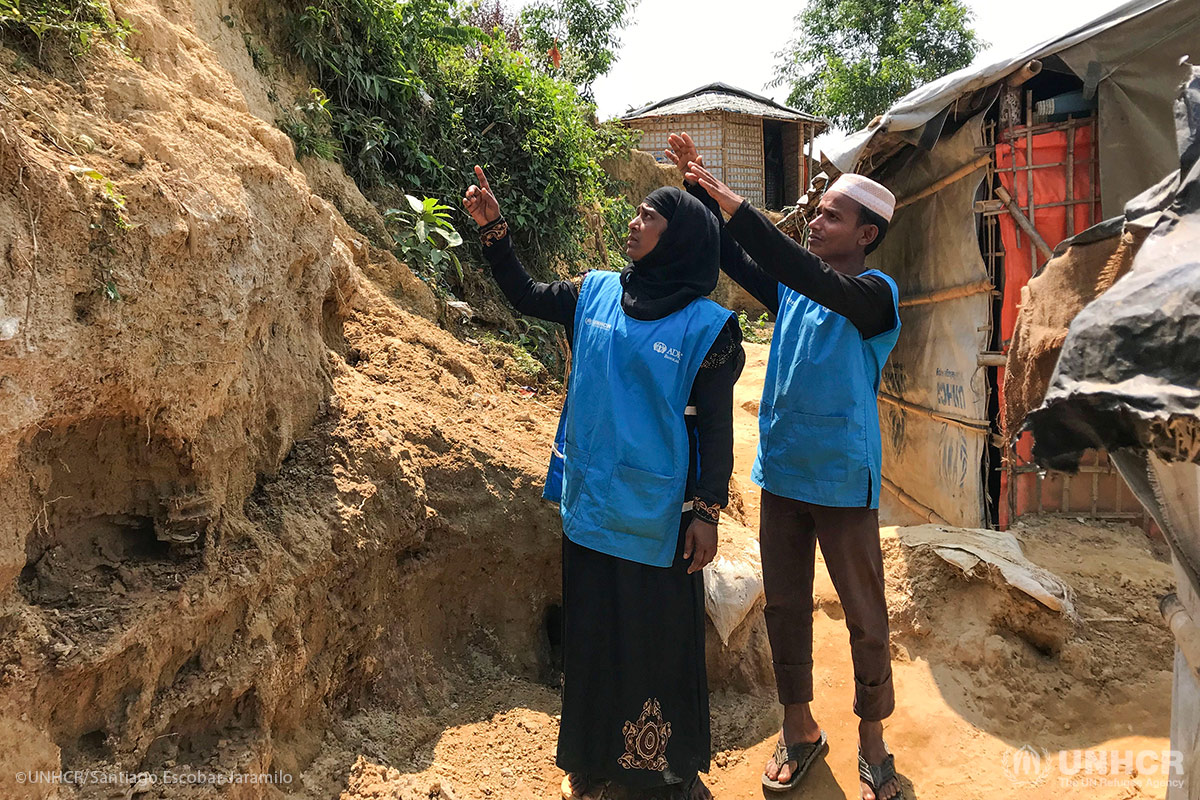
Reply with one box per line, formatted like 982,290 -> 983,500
994,123 -> 1100,526
994,125 -> 1101,344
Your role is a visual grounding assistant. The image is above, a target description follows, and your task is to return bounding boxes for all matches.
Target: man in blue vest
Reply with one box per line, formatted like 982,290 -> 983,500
671,135 -> 902,800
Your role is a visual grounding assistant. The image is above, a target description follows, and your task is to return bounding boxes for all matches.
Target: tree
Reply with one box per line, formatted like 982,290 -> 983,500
465,0 -> 522,50
772,0 -> 983,130
520,0 -> 637,97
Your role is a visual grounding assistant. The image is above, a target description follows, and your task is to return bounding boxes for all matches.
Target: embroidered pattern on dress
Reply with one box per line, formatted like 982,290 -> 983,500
692,497 -> 721,525
480,219 -> 509,248
700,334 -> 738,369
618,698 -> 672,771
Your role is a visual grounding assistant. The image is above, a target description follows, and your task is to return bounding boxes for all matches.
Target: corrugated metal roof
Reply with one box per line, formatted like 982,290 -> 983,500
622,82 -> 827,127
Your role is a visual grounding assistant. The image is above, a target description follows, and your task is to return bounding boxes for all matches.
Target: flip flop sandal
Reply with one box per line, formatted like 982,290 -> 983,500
858,747 -> 901,800
762,729 -> 828,792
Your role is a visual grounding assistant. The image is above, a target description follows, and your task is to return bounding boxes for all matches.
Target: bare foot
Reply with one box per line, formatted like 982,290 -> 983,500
561,773 -> 590,798
859,720 -> 901,800
763,703 -> 822,785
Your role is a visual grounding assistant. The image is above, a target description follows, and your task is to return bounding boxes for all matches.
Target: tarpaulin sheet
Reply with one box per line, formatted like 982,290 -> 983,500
1054,0 -> 1200,218
1029,66 -> 1200,469
829,0 -> 1198,223
872,116 -> 990,527
1022,69 -> 1200,798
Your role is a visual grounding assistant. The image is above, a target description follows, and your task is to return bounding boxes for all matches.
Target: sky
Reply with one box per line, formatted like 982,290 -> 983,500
585,0 -> 1135,131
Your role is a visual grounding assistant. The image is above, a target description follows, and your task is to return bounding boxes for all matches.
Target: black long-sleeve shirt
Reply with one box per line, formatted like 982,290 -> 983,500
686,185 -> 896,337
480,219 -> 745,519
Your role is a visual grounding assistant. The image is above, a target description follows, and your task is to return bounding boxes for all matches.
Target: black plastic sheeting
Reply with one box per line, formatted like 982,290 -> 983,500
1029,65 -> 1200,470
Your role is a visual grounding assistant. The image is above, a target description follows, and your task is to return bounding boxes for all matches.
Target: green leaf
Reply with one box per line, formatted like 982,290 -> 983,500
414,220 -> 427,241
405,194 -> 424,213
69,165 -> 106,181
431,227 -> 462,247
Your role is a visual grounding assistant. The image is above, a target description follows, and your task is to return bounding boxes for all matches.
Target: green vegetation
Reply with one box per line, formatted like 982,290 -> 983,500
738,310 -> 773,344
276,88 -> 341,160
284,0 -> 637,280
478,329 -> 559,387
70,165 -> 133,302
519,0 -> 637,96
0,0 -> 132,55
772,0 -> 982,130
282,0 -> 639,378
384,194 -> 465,292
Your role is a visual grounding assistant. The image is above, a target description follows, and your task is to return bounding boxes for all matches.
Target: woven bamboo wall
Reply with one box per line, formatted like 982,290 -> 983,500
624,110 -> 817,210
626,112 -> 725,173
722,111 -> 765,208
783,123 -> 802,205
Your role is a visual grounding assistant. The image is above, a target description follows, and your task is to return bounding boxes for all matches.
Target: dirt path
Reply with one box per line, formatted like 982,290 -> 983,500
316,343 -> 1175,800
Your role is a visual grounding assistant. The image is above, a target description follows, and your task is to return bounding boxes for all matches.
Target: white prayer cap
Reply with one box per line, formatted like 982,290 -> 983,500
827,173 -> 896,222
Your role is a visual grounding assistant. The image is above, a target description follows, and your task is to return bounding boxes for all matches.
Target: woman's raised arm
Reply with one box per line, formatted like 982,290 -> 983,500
463,165 -> 579,333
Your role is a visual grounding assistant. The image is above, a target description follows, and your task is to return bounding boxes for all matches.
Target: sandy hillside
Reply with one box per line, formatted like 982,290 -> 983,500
0,0 -> 573,795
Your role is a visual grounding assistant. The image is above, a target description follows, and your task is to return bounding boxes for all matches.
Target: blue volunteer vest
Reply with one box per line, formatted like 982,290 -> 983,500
543,270 -> 733,567
752,270 -> 901,508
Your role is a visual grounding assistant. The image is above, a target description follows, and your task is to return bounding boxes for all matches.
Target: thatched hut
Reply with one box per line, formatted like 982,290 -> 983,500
621,83 -> 827,211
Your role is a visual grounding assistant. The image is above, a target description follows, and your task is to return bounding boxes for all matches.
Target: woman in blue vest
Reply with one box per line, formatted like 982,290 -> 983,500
464,165 -> 744,800
667,135 -> 903,800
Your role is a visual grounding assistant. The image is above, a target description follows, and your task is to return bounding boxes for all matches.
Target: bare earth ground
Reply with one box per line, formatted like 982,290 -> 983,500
314,343 -> 1176,800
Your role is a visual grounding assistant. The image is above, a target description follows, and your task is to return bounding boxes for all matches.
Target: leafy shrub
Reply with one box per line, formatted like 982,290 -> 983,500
285,0 -> 636,279
0,0 -> 131,55
739,310 -> 773,344
384,194 -> 465,292
277,88 -> 341,160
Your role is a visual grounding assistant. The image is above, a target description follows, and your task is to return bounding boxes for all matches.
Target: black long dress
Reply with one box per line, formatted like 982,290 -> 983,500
480,219 -> 744,797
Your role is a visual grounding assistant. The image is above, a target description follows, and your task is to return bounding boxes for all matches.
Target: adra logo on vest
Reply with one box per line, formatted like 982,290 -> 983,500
653,341 -> 682,364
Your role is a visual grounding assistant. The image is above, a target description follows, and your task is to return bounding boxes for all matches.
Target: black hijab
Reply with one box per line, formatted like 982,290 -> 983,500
620,186 -> 720,320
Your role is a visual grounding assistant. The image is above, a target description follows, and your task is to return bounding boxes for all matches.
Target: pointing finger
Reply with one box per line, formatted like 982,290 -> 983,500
474,164 -> 492,192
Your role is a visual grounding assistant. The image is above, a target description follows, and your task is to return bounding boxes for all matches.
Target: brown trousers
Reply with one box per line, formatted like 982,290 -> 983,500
758,489 -> 895,721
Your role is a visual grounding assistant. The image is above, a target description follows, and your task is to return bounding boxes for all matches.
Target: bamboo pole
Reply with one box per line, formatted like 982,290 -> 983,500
1090,120 -> 1097,226
882,476 -> 950,525
898,279 -> 995,308
978,353 -> 1008,367
1005,59 -> 1043,88
995,185 -> 1053,259
1066,119 -> 1076,233
980,196 -> 1099,213
1026,90 -> 1036,279
877,392 -> 991,432
807,123 -> 815,188
801,122 -> 809,200
894,153 -> 992,210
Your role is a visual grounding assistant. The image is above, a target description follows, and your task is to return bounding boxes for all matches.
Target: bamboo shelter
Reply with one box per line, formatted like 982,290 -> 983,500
821,0 -> 1200,532
621,83 -> 827,211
